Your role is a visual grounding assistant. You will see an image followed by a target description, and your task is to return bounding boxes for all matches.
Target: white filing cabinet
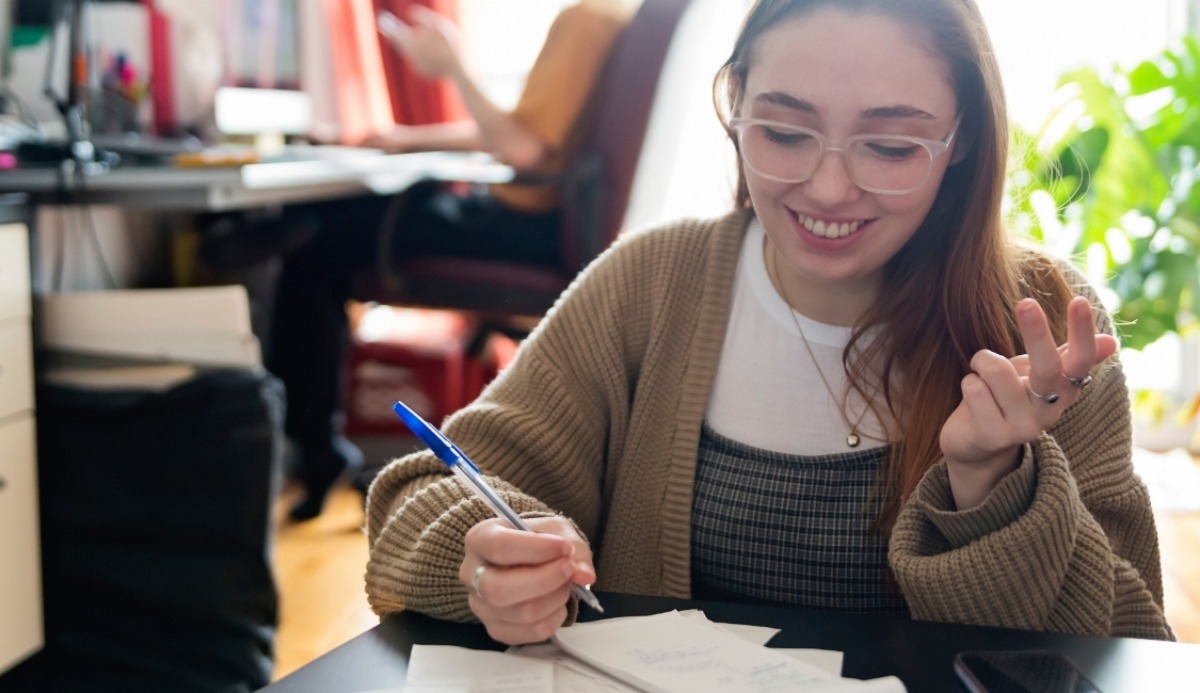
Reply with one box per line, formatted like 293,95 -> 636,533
0,221 -> 43,673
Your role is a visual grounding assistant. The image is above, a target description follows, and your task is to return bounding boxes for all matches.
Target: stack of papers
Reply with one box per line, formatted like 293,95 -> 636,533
402,610 -> 905,692
38,286 -> 261,369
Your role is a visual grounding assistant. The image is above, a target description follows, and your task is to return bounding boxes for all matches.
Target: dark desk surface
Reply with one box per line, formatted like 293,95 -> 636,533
260,592 -> 1197,692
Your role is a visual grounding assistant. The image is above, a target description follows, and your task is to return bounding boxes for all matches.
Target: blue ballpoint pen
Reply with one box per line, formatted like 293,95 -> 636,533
391,400 -> 605,613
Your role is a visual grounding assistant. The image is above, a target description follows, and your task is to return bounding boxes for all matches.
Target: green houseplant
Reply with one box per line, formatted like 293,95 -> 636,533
1008,34 -> 1200,435
1010,33 -> 1200,351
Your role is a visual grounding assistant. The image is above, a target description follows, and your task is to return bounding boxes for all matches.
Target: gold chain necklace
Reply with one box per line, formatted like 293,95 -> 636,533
768,245 -> 873,448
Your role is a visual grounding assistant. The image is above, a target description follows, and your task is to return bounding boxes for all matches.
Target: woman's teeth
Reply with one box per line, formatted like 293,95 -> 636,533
798,214 -> 863,238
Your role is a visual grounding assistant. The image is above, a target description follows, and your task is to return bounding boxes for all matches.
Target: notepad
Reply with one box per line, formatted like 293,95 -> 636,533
404,610 -> 905,693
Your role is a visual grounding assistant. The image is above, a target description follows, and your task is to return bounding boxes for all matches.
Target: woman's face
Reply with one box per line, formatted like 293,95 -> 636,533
740,7 -> 960,313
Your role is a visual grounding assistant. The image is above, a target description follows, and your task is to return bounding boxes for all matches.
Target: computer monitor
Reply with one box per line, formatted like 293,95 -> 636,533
215,0 -> 313,141
214,86 -> 311,137
222,0 -> 301,90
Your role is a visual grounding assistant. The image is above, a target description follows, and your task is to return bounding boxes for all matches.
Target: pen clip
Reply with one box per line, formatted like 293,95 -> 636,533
391,400 -> 481,473
445,440 -> 480,473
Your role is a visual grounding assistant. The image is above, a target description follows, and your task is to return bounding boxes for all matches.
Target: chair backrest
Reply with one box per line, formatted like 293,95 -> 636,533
560,0 -> 694,271
366,0 -> 696,319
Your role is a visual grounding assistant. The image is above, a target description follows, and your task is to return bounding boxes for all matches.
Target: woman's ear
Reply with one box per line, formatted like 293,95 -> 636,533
949,139 -> 969,165
948,113 -> 973,166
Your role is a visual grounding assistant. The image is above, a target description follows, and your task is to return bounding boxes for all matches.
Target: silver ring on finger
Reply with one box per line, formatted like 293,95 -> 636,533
1065,373 -> 1093,388
471,564 -> 486,598
1030,387 -> 1060,404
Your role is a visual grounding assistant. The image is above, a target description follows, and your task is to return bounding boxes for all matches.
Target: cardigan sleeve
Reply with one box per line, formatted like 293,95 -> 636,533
889,301 -> 1172,639
362,325 -> 612,621
363,455 -> 573,621
363,226 -> 666,621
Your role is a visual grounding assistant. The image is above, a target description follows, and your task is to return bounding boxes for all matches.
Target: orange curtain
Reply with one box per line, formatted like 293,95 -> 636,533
323,0 -> 397,144
373,0 -> 468,125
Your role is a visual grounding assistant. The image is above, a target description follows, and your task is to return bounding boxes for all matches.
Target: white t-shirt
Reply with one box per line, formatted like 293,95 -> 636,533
705,220 -> 888,456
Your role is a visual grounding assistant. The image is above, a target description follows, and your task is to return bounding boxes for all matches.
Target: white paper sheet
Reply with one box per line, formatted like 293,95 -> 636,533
669,611 -> 844,675
552,611 -> 904,693
511,642 -> 643,693
406,645 -> 554,693
407,611 -> 899,693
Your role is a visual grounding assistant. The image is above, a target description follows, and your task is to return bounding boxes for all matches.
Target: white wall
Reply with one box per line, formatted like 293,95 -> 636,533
460,0 -> 571,109
622,0 -> 742,233
978,0 -> 1186,130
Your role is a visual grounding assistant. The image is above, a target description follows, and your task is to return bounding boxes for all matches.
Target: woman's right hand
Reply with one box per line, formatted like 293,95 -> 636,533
380,5 -> 464,79
460,516 -> 597,645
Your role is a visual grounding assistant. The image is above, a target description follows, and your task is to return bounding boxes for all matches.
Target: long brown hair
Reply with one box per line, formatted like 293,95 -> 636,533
713,0 -> 1075,528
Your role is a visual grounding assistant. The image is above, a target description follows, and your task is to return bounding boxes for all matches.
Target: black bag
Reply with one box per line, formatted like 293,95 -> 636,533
34,368 -> 285,693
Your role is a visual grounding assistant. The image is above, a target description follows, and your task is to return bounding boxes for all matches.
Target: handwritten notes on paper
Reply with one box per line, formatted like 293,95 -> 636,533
552,611 -> 903,693
403,611 -> 905,693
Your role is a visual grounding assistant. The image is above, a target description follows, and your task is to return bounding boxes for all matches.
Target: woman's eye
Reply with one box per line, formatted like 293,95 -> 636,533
862,140 -> 922,160
761,127 -> 812,146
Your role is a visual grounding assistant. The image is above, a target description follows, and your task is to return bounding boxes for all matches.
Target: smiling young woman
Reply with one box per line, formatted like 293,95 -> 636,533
361,0 -> 1172,646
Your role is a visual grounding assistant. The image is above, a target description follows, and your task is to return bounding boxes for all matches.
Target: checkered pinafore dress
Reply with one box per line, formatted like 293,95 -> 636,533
690,422 -> 909,615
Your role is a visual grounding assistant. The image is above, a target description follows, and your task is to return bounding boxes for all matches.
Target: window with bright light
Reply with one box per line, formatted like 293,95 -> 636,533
459,0 -> 572,109
978,0 -> 1188,130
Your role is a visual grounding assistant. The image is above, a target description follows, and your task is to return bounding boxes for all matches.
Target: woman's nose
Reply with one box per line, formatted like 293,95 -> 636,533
803,149 -> 862,205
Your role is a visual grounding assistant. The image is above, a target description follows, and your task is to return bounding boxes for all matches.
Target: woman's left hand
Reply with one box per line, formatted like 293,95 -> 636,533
939,296 -> 1118,510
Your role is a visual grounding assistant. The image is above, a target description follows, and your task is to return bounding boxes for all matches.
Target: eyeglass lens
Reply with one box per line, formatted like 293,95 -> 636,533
739,123 -> 936,193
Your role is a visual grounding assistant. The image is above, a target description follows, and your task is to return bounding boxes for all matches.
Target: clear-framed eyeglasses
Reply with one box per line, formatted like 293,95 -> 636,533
729,116 -> 962,195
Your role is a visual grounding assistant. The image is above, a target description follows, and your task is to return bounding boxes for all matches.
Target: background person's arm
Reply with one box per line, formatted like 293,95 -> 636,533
375,5 -> 547,168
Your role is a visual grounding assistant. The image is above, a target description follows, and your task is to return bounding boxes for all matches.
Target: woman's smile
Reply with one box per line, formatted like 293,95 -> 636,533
793,211 -> 869,239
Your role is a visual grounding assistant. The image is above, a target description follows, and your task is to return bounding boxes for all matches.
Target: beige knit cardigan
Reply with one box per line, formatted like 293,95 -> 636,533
364,208 -> 1172,640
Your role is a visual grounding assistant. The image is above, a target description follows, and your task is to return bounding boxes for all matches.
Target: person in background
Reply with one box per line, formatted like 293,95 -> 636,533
226,0 -> 638,521
363,0 -> 1173,644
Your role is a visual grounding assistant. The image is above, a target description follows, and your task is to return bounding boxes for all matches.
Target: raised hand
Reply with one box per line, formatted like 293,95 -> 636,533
460,516 -> 597,644
939,296 -> 1119,509
379,5 -> 464,78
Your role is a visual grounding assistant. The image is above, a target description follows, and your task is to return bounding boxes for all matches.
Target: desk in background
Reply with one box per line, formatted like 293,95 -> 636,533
0,149 -> 512,685
0,150 -> 515,211
260,592 -> 1197,693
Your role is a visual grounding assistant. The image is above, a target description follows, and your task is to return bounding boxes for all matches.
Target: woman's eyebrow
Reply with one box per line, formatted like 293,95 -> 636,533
753,91 -> 817,113
752,94 -> 938,121
861,105 -> 937,120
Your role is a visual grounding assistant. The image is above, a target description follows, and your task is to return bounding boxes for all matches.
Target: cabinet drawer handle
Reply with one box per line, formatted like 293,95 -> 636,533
0,476 -> 6,491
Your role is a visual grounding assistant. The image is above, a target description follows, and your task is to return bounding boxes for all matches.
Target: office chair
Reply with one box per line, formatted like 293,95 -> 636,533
353,0 -> 695,330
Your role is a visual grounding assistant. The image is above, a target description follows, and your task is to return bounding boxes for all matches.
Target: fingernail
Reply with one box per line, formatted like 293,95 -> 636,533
561,561 -> 576,578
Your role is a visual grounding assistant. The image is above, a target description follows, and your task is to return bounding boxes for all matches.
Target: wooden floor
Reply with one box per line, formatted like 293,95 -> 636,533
268,454 -> 1200,682
270,482 -> 377,680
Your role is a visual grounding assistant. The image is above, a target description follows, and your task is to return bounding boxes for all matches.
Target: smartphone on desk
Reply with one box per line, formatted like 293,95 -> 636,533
954,651 -> 1102,693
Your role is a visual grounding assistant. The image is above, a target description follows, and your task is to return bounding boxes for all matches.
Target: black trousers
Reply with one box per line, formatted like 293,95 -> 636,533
266,186 -> 560,472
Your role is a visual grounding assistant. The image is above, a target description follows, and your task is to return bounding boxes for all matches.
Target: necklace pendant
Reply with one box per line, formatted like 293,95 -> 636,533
846,432 -> 861,448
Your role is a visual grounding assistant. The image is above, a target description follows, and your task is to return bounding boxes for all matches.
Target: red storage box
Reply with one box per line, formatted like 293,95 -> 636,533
344,306 -> 473,435
343,306 -> 523,436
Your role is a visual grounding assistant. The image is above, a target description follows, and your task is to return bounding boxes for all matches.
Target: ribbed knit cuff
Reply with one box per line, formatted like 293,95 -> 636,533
365,468 -> 586,626
917,443 -> 1037,548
